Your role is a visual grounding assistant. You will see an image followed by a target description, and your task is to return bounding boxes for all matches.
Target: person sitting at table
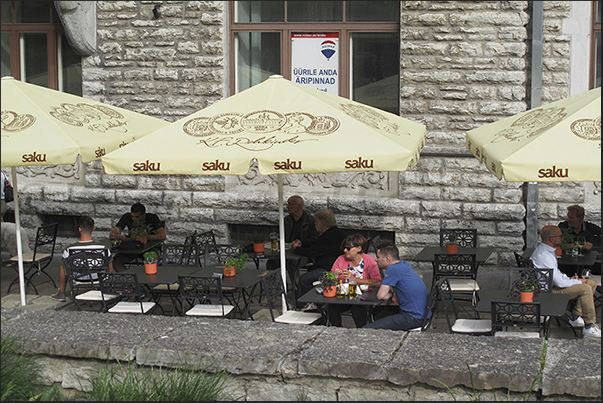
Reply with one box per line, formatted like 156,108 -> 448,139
362,241 -> 430,331
558,204 -> 601,275
328,234 -> 382,327
530,225 -> 600,339
110,202 -> 166,272
51,216 -> 113,302
293,209 -> 347,310
266,195 -> 319,271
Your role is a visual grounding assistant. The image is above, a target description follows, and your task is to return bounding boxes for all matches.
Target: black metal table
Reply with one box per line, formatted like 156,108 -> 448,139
297,285 -> 385,326
414,246 -> 495,264
522,248 -> 598,274
194,267 -> 269,320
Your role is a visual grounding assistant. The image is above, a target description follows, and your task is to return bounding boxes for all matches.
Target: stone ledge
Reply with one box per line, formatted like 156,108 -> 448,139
1,309 -> 600,399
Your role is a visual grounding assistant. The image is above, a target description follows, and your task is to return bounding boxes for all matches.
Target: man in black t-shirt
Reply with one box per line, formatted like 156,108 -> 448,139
111,202 -> 166,272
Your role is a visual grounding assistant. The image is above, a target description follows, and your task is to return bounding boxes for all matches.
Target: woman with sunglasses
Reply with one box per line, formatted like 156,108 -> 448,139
329,234 -> 382,327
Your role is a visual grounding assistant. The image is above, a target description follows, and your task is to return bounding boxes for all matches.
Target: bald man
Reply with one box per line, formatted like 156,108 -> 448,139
531,225 -> 600,338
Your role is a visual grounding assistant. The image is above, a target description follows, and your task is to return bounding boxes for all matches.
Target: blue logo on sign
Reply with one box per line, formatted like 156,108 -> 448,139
321,40 -> 336,60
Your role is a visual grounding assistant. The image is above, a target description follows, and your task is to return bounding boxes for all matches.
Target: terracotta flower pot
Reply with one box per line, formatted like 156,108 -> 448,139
137,235 -> 148,245
253,242 -> 265,253
223,266 -> 236,277
519,291 -> 534,302
555,246 -> 563,257
144,262 -> 157,275
445,243 -> 458,254
323,285 -> 337,297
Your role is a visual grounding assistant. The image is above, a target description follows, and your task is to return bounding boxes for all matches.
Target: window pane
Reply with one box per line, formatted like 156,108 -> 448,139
595,31 -> 601,88
21,33 -> 48,87
235,1 -> 284,22
16,1 -> 52,23
1,33 -> 11,77
59,33 -> 82,96
346,1 -> 399,22
287,1 -> 342,22
1,1 -> 12,24
350,33 -> 399,114
235,32 -> 280,93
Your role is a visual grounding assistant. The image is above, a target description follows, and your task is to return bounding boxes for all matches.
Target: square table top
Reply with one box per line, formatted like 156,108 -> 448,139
474,289 -> 570,318
414,246 -> 495,263
122,265 -> 200,286
522,247 -> 599,268
111,239 -> 164,255
297,285 -> 385,306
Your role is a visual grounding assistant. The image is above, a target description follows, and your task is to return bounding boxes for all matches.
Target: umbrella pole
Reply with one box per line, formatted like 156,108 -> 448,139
11,168 -> 26,306
277,174 -> 287,313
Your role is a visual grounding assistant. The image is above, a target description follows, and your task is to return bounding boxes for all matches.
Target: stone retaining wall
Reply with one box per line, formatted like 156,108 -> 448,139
1,309 -> 600,400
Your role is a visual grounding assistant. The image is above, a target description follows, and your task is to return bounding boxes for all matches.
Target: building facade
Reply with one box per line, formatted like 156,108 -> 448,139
2,1 -> 600,271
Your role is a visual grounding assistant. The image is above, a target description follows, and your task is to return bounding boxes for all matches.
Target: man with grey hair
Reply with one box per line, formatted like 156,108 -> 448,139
293,209 -> 346,310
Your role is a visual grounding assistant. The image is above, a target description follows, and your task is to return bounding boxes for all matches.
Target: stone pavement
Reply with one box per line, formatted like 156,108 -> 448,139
1,251 -> 601,400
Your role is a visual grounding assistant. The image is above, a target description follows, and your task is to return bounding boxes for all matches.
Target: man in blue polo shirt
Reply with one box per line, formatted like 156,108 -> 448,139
363,241 -> 429,330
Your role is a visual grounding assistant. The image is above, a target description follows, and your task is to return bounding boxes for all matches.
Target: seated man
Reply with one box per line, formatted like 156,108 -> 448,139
293,209 -> 347,309
51,216 -> 113,302
531,225 -> 600,339
266,195 -> 319,271
110,202 -> 166,272
363,241 -> 430,331
558,204 -> 601,275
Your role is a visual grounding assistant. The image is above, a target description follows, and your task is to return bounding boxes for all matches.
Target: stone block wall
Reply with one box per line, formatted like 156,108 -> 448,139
7,1 -> 599,271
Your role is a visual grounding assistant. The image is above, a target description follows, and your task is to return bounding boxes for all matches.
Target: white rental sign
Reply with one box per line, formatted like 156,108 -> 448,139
291,33 -> 339,95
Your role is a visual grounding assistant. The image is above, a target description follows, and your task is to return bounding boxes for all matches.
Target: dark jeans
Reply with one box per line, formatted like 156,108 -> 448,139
328,304 -> 369,327
362,310 -> 423,331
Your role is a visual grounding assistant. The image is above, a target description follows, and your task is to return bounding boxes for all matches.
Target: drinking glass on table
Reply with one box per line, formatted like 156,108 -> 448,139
577,235 -> 586,257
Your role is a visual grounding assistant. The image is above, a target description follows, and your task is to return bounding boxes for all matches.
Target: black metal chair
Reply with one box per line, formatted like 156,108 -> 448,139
176,274 -> 234,318
432,253 -> 480,306
259,269 -> 322,324
7,222 -> 59,294
435,277 -> 492,335
439,228 -> 478,248
514,252 -> 535,268
99,272 -> 157,314
63,249 -> 114,311
192,230 -> 217,266
152,242 -> 201,313
491,300 -> 543,338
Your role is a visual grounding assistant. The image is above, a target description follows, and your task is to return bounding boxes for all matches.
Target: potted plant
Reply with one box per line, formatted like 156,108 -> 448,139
511,272 -> 541,302
223,250 -> 249,277
320,271 -> 338,297
143,251 -> 158,275
560,227 -> 577,256
130,219 -> 154,245
445,233 -> 458,254
250,232 -> 266,253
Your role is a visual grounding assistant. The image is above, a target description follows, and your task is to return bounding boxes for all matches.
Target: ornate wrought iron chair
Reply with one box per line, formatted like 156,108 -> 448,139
435,277 -> 492,335
99,272 -> 157,314
177,274 -> 234,317
439,228 -> 478,248
432,253 -> 480,306
514,252 -> 535,268
63,249 -> 115,311
259,269 -> 322,325
491,300 -> 543,338
8,222 -> 59,294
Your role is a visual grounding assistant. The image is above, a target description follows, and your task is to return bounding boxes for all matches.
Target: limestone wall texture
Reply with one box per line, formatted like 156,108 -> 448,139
7,1 -> 600,271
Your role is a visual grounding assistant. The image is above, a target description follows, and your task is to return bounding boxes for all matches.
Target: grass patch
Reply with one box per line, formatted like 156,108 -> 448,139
1,335 -> 60,401
87,360 -> 234,401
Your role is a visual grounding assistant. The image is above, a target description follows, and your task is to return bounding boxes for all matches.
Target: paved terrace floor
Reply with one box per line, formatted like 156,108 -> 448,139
1,251 -> 601,400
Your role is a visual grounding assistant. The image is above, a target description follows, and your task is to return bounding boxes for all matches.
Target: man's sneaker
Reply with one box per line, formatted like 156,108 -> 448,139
50,290 -> 66,302
569,316 -> 585,327
583,324 -> 601,338
301,303 -> 318,312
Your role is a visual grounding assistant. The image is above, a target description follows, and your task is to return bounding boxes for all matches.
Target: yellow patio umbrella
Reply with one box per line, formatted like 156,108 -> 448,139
1,76 -> 169,305
466,87 -> 601,182
102,75 -> 426,311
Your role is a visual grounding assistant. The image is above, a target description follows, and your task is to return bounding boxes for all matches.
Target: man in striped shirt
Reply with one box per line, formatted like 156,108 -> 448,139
50,216 -> 112,302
